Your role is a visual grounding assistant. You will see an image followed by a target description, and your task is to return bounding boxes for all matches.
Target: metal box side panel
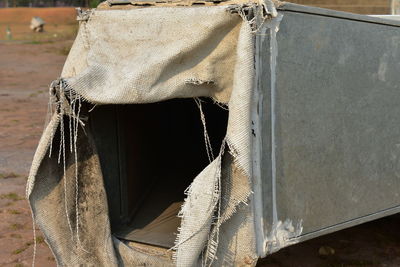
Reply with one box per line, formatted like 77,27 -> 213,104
259,6 -> 400,252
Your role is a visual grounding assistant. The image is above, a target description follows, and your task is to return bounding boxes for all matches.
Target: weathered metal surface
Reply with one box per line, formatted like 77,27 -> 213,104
259,3 -> 400,251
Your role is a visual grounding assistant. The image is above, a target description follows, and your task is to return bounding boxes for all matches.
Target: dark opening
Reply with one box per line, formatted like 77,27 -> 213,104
90,98 -> 228,248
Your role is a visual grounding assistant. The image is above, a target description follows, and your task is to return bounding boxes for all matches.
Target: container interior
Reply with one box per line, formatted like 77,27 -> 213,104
90,98 -> 228,248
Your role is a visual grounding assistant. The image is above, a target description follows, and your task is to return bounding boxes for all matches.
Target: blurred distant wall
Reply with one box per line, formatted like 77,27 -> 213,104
289,0 -> 392,14
0,0 -> 101,7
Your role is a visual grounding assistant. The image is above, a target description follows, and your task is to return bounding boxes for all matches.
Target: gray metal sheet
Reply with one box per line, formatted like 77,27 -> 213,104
261,5 -> 400,240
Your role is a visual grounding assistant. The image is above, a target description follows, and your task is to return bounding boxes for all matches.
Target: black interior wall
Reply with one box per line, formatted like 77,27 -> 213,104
90,98 -> 228,248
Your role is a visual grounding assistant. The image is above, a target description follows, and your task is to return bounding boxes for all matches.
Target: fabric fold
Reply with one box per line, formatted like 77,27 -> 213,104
27,2 -> 276,266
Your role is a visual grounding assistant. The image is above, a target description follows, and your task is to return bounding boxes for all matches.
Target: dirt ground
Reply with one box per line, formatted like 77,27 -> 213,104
0,8 -> 77,43
2,6 -> 400,267
0,40 -> 73,266
0,8 -> 76,267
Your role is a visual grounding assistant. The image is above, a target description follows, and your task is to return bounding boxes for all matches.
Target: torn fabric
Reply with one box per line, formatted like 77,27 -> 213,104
27,2 -> 277,266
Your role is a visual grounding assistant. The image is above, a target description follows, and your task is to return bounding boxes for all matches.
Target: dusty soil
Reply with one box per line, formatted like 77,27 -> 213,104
0,8 -> 77,42
0,8 -> 76,24
258,215 -> 400,266
0,8 -> 77,266
0,40 -> 73,267
0,8 -> 76,266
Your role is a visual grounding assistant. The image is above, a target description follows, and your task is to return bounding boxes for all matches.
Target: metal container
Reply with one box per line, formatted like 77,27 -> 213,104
255,3 -> 400,255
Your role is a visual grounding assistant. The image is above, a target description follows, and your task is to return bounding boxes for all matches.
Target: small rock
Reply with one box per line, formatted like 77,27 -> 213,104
318,246 -> 335,256
30,17 -> 45,32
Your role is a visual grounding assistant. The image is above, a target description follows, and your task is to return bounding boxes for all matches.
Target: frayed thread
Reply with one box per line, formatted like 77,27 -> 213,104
49,79 -> 90,254
172,143 -> 225,266
211,98 -> 229,111
185,78 -> 215,86
76,8 -> 92,49
172,98 -> 227,265
194,98 -> 214,163
227,0 -> 277,34
30,210 -> 37,267
76,7 -> 92,22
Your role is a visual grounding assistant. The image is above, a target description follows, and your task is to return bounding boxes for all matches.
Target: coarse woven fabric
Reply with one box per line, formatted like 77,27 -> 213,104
27,3 -> 268,266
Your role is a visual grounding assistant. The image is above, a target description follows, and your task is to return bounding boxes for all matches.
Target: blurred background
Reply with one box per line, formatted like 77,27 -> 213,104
0,0 -> 396,10
1,0 -> 400,266
0,0 -> 101,8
